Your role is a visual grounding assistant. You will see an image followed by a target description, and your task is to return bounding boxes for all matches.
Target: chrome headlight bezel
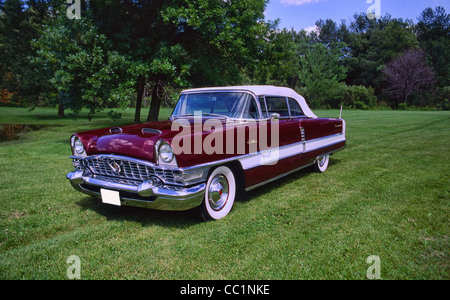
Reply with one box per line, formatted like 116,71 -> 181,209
156,140 -> 177,167
70,135 -> 87,157
159,143 -> 174,163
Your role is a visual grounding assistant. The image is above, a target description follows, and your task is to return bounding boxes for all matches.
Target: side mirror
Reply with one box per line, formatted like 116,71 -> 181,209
270,113 -> 280,120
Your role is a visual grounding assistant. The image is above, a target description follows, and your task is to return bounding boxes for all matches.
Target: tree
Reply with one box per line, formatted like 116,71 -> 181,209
416,6 -> 449,42
416,6 -> 450,87
159,0 -> 269,108
30,0 -> 269,120
345,13 -> 419,93
383,49 -> 435,107
255,28 -> 303,88
85,0 -> 268,123
297,42 -> 347,108
0,0 -> 43,105
86,0 -> 186,122
315,18 -> 350,45
34,9 -> 133,117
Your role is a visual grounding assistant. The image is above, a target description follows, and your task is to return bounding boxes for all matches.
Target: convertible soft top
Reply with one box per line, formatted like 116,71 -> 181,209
181,85 -> 318,119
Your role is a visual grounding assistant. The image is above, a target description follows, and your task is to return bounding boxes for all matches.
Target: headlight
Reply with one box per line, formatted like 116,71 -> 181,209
159,142 -> 174,163
74,139 -> 85,154
156,140 -> 177,166
71,135 -> 86,156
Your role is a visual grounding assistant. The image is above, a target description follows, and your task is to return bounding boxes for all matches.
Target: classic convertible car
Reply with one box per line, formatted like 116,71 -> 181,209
67,86 -> 346,220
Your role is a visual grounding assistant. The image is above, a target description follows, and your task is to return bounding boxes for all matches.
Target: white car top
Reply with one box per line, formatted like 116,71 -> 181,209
181,85 -> 317,119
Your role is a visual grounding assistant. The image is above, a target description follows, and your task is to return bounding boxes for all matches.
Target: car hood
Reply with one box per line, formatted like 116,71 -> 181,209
76,120 -> 179,163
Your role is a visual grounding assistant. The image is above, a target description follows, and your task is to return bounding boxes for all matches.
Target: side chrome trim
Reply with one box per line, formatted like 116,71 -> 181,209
178,134 -> 346,172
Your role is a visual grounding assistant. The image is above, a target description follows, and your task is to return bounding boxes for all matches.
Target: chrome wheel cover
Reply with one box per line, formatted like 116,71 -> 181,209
318,155 -> 327,167
207,174 -> 229,211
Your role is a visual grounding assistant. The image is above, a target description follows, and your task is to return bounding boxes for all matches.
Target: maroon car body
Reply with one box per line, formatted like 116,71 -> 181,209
67,86 -> 346,220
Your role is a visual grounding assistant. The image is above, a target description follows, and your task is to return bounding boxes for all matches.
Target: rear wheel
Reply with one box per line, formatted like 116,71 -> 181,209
199,166 -> 236,221
314,154 -> 330,173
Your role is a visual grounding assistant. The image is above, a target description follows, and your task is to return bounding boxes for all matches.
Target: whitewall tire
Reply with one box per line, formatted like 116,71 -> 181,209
200,166 -> 236,221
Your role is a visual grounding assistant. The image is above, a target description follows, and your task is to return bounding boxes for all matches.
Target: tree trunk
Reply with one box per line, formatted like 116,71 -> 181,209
134,75 -> 145,123
146,81 -> 162,122
58,103 -> 64,118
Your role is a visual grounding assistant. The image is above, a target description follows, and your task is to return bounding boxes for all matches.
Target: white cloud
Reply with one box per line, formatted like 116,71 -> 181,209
280,0 -> 326,6
303,25 -> 319,34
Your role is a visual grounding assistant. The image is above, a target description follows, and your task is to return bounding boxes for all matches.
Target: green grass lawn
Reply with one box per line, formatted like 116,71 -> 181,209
0,107 -> 448,279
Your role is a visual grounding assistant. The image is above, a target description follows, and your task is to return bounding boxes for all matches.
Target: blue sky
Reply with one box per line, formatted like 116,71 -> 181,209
264,0 -> 450,32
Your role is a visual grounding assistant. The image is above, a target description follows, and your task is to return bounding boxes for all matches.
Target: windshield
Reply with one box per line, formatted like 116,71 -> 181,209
171,92 -> 260,119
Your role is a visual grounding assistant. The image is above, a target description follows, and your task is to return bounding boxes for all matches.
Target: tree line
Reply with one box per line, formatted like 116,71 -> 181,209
0,0 -> 449,122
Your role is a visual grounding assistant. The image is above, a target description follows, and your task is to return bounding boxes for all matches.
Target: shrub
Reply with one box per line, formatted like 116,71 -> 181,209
338,85 -> 377,109
398,103 -> 407,110
354,101 -> 369,110
439,99 -> 449,110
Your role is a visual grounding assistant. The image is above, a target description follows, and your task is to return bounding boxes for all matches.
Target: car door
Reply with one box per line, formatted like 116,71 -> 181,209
243,96 -> 305,188
260,96 -> 302,147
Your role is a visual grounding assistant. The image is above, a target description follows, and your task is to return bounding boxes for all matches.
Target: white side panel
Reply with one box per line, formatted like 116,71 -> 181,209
238,134 -> 346,170
304,134 -> 346,153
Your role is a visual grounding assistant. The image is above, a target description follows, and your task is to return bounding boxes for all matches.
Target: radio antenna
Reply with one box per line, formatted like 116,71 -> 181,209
339,105 -> 343,119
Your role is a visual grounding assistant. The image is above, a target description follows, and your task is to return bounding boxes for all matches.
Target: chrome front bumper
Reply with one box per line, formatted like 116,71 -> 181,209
66,170 -> 206,211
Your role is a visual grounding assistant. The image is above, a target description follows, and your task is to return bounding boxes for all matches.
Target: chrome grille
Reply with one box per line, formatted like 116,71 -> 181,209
72,155 -> 182,185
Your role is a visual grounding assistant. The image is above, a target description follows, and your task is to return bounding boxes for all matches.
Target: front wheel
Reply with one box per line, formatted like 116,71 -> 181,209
199,166 -> 236,221
313,154 -> 330,173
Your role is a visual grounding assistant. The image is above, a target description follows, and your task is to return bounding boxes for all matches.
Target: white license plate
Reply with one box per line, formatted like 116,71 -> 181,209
100,189 -> 121,206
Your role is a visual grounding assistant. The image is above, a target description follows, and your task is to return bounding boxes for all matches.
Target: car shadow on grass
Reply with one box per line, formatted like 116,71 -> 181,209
244,167 -> 311,201
75,157 -> 343,226
75,196 -> 200,228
